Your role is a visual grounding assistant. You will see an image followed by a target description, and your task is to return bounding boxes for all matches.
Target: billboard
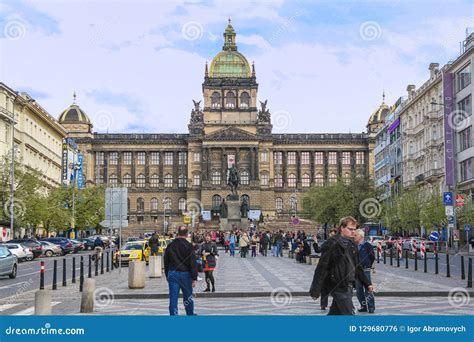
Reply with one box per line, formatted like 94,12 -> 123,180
443,73 -> 455,187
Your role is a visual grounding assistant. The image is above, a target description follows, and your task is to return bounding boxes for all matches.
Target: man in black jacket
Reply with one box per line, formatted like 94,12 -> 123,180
354,229 -> 376,313
164,226 -> 197,315
149,233 -> 159,256
309,217 -> 373,315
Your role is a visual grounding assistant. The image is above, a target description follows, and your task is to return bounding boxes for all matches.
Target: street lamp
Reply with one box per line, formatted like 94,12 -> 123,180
71,162 -> 81,237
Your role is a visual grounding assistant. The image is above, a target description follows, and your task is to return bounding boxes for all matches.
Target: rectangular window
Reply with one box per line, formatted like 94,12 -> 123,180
328,152 -> 337,165
164,175 -> 173,188
137,152 -> 146,165
314,152 -> 323,165
178,152 -> 187,165
342,152 -> 351,165
164,152 -> 173,165
193,174 -> 201,186
95,174 -> 103,184
457,94 -> 472,117
260,173 -> 269,186
460,157 -> 473,182
123,152 -> 132,165
287,152 -> 296,165
356,152 -> 365,165
456,63 -> 471,92
274,174 -> 283,187
109,152 -> 118,165
274,152 -> 282,165
96,152 -> 104,165
178,175 -> 187,187
193,152 -> 201,163
301,152 -> 310,165
150,152 -> 159,165
459,127 -> 472,151
260,151 -> 268,163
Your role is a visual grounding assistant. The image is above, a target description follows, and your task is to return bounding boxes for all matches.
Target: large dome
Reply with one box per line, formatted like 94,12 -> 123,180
58,93 -> 91,124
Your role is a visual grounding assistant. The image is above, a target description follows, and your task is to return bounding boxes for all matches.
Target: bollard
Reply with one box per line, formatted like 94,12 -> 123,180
414,251 -> 418,271
80,256 -> 84,292
376,249 -> 380,263
148,256 -> 162,278
101,251 -> 104,274
34,290 -> 52,315
72,257 -> 76,284
62,258 -> 67,287
446,254 -> 450,278
424,252 -> 427,273
52,260 -> 57,290
468,258 -> 472,288
397,248 -> 400,267
95,255 -> 99,276
383,249 -> 386,264
390,247 -> 393,266
39,261 -> 45,290
106,251 -> 110,272
111,249 -> 114,271
128,261 -> 146,289
435,251 -> 439,274
405,250 -> 408,269
88,254 -> 92,278
80,278 -> 96,313
461,255 -> 465,280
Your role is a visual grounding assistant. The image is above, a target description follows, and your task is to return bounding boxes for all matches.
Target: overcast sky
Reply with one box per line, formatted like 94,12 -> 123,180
0,0 -> 472,134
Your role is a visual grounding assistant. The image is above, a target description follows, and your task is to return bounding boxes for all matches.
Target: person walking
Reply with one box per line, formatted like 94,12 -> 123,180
319,227 -> 338,310
224,232 -> 230,253
354,229 -> 375,313
239,232 -> 250,258
251,233 -> 259,258
260,232 -> 269,256
229,232 -> 236,256
149,232 -> 159,256
201,233 -> 218,292
309,217 -> 373,315
164,227 -> 198,315
274,231 -> 283,257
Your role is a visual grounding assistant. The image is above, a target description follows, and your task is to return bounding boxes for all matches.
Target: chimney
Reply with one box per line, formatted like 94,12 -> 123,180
429,63 -> 439,79
406,85 -> 416,99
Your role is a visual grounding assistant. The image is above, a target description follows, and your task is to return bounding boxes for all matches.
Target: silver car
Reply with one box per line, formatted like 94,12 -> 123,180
0,246 -> 17,279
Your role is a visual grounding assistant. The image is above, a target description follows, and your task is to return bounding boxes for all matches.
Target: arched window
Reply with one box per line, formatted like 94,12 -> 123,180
109,174 -> 117,185
164,174 -> 173,188
211,92 -> 221,108
150,174 -> 159,187
240,170 -> 249,185
151,198 -> 158,211
329,173 -> 337,184
137,197 -> 145,212
276,197 -> 283,211
302,173 -> 310,187
163,197 -> 171,210
211,171 -> 221,185
239,91 -> 250,108
225,91 -> 235,109
178,174 -> 187,188
275,173 -> 283,187
123,174 -> 131,187
288,173 -> 297,188
212,195 -> 222,209
315,173 -> 324,186
136,174 -> 145,188
178,198 -> 186,212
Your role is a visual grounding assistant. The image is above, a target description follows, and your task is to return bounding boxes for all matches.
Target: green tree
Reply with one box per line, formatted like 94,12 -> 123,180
420,190 -> 445,232
396,186 -> 424,234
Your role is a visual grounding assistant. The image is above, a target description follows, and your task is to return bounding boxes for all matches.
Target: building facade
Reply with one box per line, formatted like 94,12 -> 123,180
60,22 -> 371,231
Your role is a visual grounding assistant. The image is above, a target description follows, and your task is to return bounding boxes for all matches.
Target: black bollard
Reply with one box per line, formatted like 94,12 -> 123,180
80,256 -> 84,292
111,249 -> 114,271
101,251 -> 104,275
377,249 -> 380,263
397,248 -> 400,267
95,255 -> 99,276
390,248 -> 393,266
62,258 -> 67,287
39,261 -> 45,290
88,254 -> 92,278
72,257 -> 76,283
383,249 -> 386,264
461,255 -> 465,280
106,250 -> 110,272
435,251 -> 439,274
405,250 -> 409,269
468,258 -> 472,288
52,260 -> 57,290
414,251 -> 418,271
446,254 -> 450,278
424,252 -> 427,273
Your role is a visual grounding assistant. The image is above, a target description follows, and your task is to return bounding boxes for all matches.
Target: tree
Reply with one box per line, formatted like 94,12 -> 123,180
420,190 -> 445,232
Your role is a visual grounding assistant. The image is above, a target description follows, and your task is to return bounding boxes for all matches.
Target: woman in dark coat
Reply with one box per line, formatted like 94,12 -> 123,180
201,233 -> 219,292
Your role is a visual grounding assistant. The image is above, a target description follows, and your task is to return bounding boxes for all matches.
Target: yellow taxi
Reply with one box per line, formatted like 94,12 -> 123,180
114,240 -> 150,265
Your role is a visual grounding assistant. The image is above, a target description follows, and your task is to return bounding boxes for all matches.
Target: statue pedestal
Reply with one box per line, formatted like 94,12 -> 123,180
223,199 -> 241,230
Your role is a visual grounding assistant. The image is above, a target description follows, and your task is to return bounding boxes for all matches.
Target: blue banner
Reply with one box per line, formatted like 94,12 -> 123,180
77,154 -> 84,189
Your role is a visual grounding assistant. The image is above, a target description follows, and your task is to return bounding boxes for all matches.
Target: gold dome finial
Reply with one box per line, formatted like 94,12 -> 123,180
73,91 -> 77,104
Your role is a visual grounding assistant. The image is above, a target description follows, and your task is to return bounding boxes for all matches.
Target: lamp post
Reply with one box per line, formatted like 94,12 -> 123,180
71,162 -> 81,237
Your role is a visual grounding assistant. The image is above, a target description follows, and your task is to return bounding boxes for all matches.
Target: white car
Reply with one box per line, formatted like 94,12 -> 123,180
3,243 -> 33,262
367,236 -> 386,249
40,241 -> 62,257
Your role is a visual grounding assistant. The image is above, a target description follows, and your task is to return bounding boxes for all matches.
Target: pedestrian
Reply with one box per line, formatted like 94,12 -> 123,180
224,232 -> 230,253
274,231 -> 283,257
201,233 -> 218,292
229,232 -> 236,256
239,232 -> 250,258
164,226 -> 197,315
319,227 -> 338,310
260,232 -> 269,256
251,233 -> 259,258
309,217 -> 373,315
354,229 -> 376,313
149,232 -> 159,256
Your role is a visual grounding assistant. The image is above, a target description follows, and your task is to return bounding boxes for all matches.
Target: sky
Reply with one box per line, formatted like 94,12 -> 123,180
0,0 -> 472,134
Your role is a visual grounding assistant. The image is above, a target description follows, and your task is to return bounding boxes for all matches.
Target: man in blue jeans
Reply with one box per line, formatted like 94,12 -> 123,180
354,229 -> 375,313
164,226 -> 198,315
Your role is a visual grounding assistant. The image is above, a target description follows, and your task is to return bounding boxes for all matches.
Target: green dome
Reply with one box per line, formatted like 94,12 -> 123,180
209,50 -> 250,78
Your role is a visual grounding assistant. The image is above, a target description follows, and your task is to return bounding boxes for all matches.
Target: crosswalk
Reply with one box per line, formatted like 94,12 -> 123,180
0,302 -> 60,315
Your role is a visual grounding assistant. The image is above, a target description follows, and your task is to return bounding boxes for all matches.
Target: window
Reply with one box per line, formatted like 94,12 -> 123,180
178,152 -> 187,165
193,152 -> 201,163
178,174 -> 187,188
150,152 -> 159,165
109,174 -> 117,185
150,174 -> 159,187
163,197 -> 171,210
95,174 -> 103,184
342,152 -> 351,165
137,152 -> 145,165
225,91 -> 236,108
314,152 -> 323,165
274,152 -> 283,165
109,152 -> 118,165
314,173 -> 324,186
211,92 -> 221,108
151,198 -> 158,211
343,172 -> 350,184
260,173 -> 269,186
460,157 -> 473,182
356,152 -> 365,165
212,195 -> 222,209
211,171 -> 221,185
164,174 -> 173,188
457,95 -> 472,117
164,152 -> 173,165
288,152 -> 296,165
193,174 -> 201,186
328,152 -> 337,165
123,174 -> 131,187
260,151 -> 268,163
276,197 -> 283,211
123,152 -> 132,165
288,173 -> 297,187
459,127 -> 472,151
456,63 -> 471,92
329,173 -> 337,184
240,91 -> 250,108
275,174 -> 283,187
136,198 -> 144,212
240,170 -> 249,185
302,173 -> 310,187
96,152 -> 104,165
136,174 -> 145,187
301,152 -> 310,165
178,198 -> 186,212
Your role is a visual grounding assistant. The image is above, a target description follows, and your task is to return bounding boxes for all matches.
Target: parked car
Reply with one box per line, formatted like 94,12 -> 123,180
366,236 -> 386,249
0,246 -> 17,278
40,237 -> 74,254
70,239 -> 85,252
402,238 -> 435,252
114,240 -> 150,266
6,239 -> 42,258
2,243 -> 33,262
76,238 -> 95,250
39,241 -> 62,257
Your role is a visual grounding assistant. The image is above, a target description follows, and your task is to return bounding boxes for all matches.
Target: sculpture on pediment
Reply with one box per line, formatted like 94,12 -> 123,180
257,99 -> 271,123
190,99 -> 203,124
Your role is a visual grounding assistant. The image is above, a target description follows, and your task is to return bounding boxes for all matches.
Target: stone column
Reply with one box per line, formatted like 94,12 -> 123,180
117,151 -> 121,181
337,151 -> 342,178
159,150 -> 164,184
323,151 -> 329,184
283,151 -> 288,187
254,147 -> 259,180
131,151 -> 136,186
103,151 -> 108,184
221,147 -> 226,186
297,151 -> 301,187
250,147 -> 255,180
145,151 -> 149,186
310,151 -> 315,185
202,148 -> 207,181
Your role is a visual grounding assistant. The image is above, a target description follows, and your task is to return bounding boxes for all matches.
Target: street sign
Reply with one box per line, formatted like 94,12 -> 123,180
443,192 -> 453,205
104,188 -> 128,228
445,206 -> 454,216
448,223 -> 454,228
447,216 -> 454,224
464,224 -> 471,232
99,220 -> 128,228
456,194 -> 465,207
429,231 -> 440,242
453,229 -> 460,241
183,215 -> 191,224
